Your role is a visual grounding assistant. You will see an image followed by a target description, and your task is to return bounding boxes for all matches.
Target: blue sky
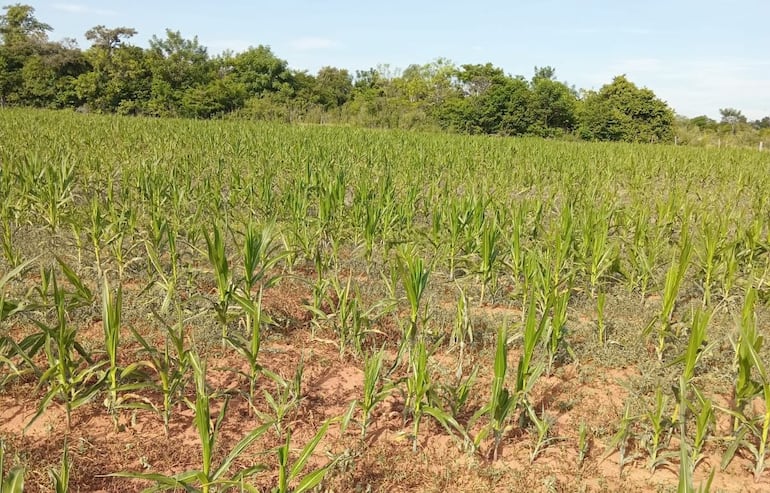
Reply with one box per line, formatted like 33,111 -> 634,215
28,1 -> 770,119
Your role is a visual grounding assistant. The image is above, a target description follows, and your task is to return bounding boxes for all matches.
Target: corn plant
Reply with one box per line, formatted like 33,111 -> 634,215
397,247 -> 430,347
529,411 -> 560,463
130,308 -> 191,437
544,288 -> 571,375
227,288 -> 278,415
260,360 -> 304,438
29,270 -> 104,431
601,403 -> 640,477
646,233 -> 692,361
0,440 -> 24,493
102,275 -> 122,429
689,392 -> 714,469
577,421 -> 590,468
404,337 -> 433,452
729,287 -> 762,433
355,348 -> 394,439
720,289 -> 770,480
450,284 -> 473,378
596,290 -> 607,345
471,311 -> 545,460
478,221 -> 500,305
274,421 -> 334,493
143,224 -> 181,315
49,439 -> 70,493
642,386 -> 673,471
204,223 -> 234,344
113,351 -> 273,492
241,221 -> 283,295
696,219 -> 725,306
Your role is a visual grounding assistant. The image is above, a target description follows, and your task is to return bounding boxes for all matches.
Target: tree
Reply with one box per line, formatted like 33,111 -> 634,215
689,115 -> 718,130
578,75 -> 674,143
0,4 -> 51,47
529,67 -> 577,136
145,29 -> 212,115
0,4 -> 52,105
85,25 -> 137,52
228,45 -> 293,97
314,66 -> 352,109
719,107 -> 746,134
752,116 -> 770,130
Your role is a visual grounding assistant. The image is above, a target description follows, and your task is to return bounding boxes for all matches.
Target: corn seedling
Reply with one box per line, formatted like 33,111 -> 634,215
29,270 -> 104,431
355,348 -> 393,439
112,351 -> 273,492
478,221 -> 500,305
0,440 -> 24,493
643,386 -> 673,471
130,308 -> 191,437
471,311 -> 545,461
397,247 -> 430,347
601,403 -> 640,477
260,360 -> 304,438
646,233 -> 692,361
596,290 -> 607,345
577,421 -> 590,468
49,439 -> 70,493
274,421 -> 334,493
544,288 -> 571,375
227,288 -> 276,414
450,284 -> 473,378
404,337 -> 433,452
204,223 -> 234,344
529,411 -> 560,463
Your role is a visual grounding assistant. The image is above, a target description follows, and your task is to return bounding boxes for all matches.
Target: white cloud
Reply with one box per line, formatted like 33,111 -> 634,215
52,3 -> 116,15
289,36 -> 339,51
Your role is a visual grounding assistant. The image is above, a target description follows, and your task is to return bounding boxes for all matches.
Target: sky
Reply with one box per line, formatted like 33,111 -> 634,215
26,1 -> 770,120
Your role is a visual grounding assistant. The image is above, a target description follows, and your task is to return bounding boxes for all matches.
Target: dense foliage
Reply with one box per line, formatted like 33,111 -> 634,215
0,4 -> 685,143
2,4 -> 769,146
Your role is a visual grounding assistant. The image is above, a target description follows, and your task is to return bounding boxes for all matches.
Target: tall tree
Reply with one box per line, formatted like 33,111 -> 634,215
0,4 -> 52,105
578,75 -> 674,143
719,107 -> 746,135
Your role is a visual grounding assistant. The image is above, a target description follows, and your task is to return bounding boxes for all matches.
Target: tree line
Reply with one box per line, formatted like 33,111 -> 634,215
1,4 -> 767,145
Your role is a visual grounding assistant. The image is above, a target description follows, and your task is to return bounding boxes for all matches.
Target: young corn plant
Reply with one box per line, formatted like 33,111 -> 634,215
450,284 -> 473,378
696,219 -> 725,306
478,221 -> 500,306
601,402 -> 641,477
404,337 -> 433,452
646,233 -> 692,361
642,386 -> 674,472
397,247 -> 430,348
112,351 -> 273,492
354,348 -> 394,440
204,223 -> 235,345
577,421 -> 591,468
130,308 -> 191,437
259,360 -> 305,438
227,288 -> 284,416
472,310 -> 545,460
596,290 -> 607,345
720,288 -> 770,481
544,288 -> 571,375
29,271 -> 104,431
49,439 -> 71,493
0,439 -> 24,493
101,275 -> 123,429
274,421 -> 335,493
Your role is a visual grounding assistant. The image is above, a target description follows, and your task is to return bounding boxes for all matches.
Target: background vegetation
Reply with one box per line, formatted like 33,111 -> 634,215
2,4 -> 769,146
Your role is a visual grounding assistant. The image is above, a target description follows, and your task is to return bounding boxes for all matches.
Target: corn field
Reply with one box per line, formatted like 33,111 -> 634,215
1,108 -> 770,492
